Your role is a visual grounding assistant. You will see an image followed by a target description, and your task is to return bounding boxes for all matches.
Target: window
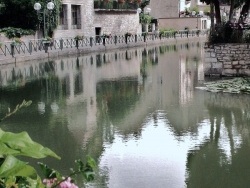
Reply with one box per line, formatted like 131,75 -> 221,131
71,5 -> 81,29
60,5 -> 67,25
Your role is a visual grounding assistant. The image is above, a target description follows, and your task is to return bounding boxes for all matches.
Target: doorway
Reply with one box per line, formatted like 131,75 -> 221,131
95,27 -> 101,43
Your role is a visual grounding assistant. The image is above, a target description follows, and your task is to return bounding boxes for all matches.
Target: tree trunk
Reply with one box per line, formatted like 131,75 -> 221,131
229,0 -> 235,22
213,0 -> 221,25
239,1 -> 250,22
210,3 -> 215,33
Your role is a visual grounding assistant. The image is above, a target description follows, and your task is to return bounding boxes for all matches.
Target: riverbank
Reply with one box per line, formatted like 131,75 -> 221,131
0,31 -> 208,65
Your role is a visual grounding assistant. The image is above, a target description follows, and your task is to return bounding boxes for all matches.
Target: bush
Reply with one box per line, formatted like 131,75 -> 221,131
243,31 -> 250,43
0,27 -> 35,39
208,23 -> 247,44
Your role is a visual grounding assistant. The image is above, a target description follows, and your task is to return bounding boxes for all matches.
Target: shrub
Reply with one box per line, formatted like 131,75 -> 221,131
0,27 -> 35,39
243,31 -> 250,43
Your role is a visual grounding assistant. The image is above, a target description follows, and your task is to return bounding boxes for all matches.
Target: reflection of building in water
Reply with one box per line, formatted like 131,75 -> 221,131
198,46 -> 204,81
0,49 -> 141,147
179,54 -> 193,105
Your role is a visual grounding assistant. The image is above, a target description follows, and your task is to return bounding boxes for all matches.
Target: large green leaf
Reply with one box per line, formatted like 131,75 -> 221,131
0,129 -> 60,159
0,155 -> 37,179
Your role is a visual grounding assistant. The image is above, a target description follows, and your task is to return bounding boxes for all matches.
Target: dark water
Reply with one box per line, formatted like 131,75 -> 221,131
1,40 -> 250,188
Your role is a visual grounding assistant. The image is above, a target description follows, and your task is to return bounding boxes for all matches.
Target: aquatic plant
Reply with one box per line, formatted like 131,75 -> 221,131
196,78 -> 250,94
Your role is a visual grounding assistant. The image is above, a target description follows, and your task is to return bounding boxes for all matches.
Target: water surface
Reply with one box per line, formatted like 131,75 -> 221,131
1,40 -> 250,188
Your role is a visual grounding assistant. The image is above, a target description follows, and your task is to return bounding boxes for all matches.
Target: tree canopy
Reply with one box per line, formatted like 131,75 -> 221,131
200,0 -> 250,24
0,0 -> 38,29
0,0 -> 61,37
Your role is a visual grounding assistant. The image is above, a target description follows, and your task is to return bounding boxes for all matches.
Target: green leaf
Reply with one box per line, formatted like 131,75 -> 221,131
0,129 -> 60,160
86,156 -> 97,170
0,155 -> 37,179
38,162 -> 62,180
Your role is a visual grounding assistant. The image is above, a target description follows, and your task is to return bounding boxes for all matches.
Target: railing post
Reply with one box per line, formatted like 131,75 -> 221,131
76,40 -> 79,49
114,35 -> 117,44
125,35 -> 128,44
103,37 -> 105,46
29,41 -> 32,54
10,44 -> 14,57
144,34 -> 146,42
60,38 -> 63,50
90,37 -> 93,47
135,34 -> 137,43
44,43 -> 49,53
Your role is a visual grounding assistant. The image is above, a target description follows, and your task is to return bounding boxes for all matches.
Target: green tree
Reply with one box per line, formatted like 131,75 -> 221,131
201,0 -> 250,24
0,0 -> 61,37
0,0 -> 38,29
200,0 -> 222,24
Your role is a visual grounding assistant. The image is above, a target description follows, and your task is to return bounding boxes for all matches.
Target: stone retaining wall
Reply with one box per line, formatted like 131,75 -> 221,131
204,43 -> 250,76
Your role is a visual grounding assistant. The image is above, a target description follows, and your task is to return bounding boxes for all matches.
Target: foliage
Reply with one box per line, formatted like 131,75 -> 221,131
125,32 -> 132,37
0,0 -> 61,36
190,6 -> 199,14
74,35 -> 84,40
0,27 -> 35,39
159,28 -> 177,36
139,13 -> 152,24
42,36 -> 53,42
197,78 -> 250,94
0,100 -> 96,187
203,6 -> 210,15
243,31 -> 250,43
0,0 -> 38,29
10,38 -> 23,46
207,23 -> 249,44
0,100 -> 32,122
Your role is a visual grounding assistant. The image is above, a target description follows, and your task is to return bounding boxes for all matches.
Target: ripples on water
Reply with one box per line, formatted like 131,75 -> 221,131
1,40 -> 250,188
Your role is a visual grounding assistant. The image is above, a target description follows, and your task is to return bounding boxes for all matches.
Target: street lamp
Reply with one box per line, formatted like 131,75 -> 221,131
144,7 -> 151,14
34,1 -> 55,38
137,8 -> 142,14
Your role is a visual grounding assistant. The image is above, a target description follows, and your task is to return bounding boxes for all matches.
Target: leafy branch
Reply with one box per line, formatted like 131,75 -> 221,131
0,100 -> 32,122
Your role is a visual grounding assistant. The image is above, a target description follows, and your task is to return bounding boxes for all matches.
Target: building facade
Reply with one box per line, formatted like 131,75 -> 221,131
53,0 -> 141,39
149,0 -> 179,19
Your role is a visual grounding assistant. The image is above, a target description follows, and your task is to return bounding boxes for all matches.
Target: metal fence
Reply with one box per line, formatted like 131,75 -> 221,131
0,29 -> 209,58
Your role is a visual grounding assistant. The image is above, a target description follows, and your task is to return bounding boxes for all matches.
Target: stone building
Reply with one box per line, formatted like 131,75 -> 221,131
53,0 -> 141,39
148,0 -> 210,31
149,0 -> 179,18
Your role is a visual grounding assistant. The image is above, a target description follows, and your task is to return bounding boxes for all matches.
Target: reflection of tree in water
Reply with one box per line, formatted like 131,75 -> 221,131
96,80 -> 140,124
186,102 -> 250,188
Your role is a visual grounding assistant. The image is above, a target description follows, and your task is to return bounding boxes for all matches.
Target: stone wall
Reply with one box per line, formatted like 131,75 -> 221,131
149,0 -> 179,19
204,43 -> 250,76
158,17 -> 209,30
54,0 -> 141,38
94,11 -> 140,35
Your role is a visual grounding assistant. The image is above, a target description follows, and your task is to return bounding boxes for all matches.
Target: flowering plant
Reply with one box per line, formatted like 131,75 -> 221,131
0,100 -> 96,188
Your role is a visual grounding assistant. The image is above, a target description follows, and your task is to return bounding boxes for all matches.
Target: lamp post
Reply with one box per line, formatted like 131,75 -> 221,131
34,1 -> 55,38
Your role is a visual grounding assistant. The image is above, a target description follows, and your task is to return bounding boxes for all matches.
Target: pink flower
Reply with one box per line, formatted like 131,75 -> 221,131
43,178 -> 57,187
59,177 -> 78,188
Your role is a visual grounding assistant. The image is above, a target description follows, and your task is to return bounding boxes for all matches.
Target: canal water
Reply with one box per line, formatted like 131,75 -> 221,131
1,39 -> 250,188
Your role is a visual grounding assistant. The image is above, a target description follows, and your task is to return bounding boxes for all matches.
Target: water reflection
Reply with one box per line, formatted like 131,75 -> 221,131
2,40 -> 250,187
